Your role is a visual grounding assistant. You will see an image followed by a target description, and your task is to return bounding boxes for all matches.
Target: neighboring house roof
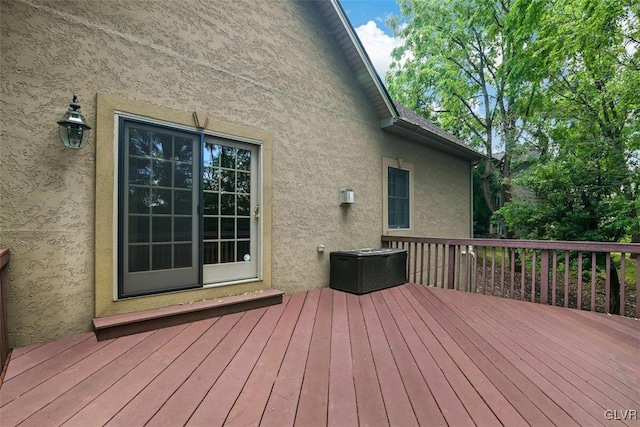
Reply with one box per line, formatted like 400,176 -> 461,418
314,0 -> 483,162
493,150 -> 540,173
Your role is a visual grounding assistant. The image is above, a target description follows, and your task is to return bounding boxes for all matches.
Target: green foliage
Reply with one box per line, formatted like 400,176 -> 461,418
387,0 -> 541,233
498,0 -> 640,243
386,0 -> 639,242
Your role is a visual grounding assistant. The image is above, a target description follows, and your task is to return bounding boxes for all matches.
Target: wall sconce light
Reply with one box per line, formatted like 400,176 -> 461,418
57,95 -> 91,149
340,187 -> 355,205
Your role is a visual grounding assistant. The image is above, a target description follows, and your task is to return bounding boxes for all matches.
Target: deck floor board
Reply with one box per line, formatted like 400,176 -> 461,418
369,291 -> 447,426
327,291 -> 358,427
359,293 -> 417,427
260,289 -> 320,427
410,285 -> 575,426
461,287 -> 640,405
61,317 -> 218,427
477,288 -> 640,389
393,286 -> 524,426
224,294 -> 303,426
433,286 -> 609,426
19,324 -> 189,427
3,284 -> 639,427
294,288 -> 333,427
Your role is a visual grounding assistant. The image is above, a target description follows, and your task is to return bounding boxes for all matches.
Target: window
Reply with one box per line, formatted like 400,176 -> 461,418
388,166 -> 410,228
382,157 -> 413,234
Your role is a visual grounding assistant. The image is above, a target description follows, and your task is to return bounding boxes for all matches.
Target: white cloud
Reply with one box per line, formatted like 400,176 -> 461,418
354,20 -> 404,78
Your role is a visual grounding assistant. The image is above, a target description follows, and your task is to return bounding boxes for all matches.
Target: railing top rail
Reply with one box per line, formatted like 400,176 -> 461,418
0,249 -> 9,270
381,236 -> 640,254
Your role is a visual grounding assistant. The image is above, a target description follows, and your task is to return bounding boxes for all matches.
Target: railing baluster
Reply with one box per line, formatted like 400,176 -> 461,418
577,252 -> 583,310
620,253 -> 626,316
521,249 -> 526,300
413,242 -> 418,284
591,252 -> 597,311
441,244 -> 447,288
482,247 -> 487,294
564,252 -> 570,308
540,250 -> 549,304
426,244 -> 432,286
465,245 -> 471,292
456,245 -> 462,290
419,243 -> 424,285
407,242 -> 412,280
552,251 -> 558,306
531,250 -> 537,302
500,247 -> 506,297
490,246 -> 496,296
449,246 -> 454,290
510,249 -> 515,299
473,245 -> 478,293
605,253 -> 611,314
434,245 -> 439,287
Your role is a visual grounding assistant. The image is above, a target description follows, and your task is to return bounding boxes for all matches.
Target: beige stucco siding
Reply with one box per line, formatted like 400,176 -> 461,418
0,0 -> 471,346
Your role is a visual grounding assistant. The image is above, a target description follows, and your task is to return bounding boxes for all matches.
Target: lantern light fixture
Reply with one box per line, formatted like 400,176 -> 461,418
57,95 -> 91,149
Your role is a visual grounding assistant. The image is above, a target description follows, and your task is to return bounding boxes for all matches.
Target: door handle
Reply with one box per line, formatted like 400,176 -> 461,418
254,204 -> 260,220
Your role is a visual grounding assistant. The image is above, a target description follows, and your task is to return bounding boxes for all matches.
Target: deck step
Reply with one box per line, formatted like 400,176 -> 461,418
93,289 -> 284,341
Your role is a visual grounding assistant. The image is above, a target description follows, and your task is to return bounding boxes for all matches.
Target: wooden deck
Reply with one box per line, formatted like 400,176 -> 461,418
2,284 -> 639,426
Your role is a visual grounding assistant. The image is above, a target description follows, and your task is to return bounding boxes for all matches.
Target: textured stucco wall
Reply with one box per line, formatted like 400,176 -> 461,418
1,0 -> 472,346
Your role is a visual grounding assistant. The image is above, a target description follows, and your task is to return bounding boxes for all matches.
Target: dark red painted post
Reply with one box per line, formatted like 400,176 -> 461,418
0,249 -> 10,372
605,253 -> 611,314
447,245 -> 456,289
590,252 -> 597,311
620,254 -> 626,315
540,250 -> 549,304
636,254 -> 640,318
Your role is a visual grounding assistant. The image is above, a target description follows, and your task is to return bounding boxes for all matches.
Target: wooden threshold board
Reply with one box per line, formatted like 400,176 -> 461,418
93,289 -> 284,341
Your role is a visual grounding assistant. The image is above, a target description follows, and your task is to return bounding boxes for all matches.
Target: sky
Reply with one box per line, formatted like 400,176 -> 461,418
340,0 -> 403,79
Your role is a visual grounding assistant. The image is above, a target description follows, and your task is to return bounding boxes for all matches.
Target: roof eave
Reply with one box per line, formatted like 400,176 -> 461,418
382,117 -> 484,162
316,0 -> 483,163
317,0 -> 399,120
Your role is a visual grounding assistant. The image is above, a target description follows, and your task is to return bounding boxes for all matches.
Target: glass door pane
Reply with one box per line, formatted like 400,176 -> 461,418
120,121 -> 200,297
202,139 -> 258,284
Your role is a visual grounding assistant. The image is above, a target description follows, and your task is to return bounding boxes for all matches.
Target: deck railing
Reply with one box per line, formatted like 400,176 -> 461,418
382,236 -> 640,318
1,248 -> 10,371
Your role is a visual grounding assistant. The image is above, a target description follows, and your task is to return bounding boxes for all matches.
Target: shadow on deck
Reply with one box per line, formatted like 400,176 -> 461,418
1,284 -> 639,426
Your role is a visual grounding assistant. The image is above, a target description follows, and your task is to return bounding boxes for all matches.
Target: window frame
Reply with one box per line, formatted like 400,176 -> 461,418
382,157 -> 414,235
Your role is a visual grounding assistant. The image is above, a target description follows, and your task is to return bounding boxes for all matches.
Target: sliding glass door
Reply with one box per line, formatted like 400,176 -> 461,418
119,120 -> 260,298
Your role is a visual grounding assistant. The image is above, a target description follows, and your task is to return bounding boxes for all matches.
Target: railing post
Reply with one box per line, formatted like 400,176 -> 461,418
590,252 -> 597,311
605,253 -> 611,314
447,245 -> 456,289
636,254 -> 640,318
0,249 -> 10,373
620,254 -> 626,316
540,250 -> 549,304
577,252 -> 583,310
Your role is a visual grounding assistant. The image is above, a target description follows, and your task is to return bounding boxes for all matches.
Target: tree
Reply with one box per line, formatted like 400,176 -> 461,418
499,0 -> 639,312
387,0 -> 540,236
500,0 -> 639,242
